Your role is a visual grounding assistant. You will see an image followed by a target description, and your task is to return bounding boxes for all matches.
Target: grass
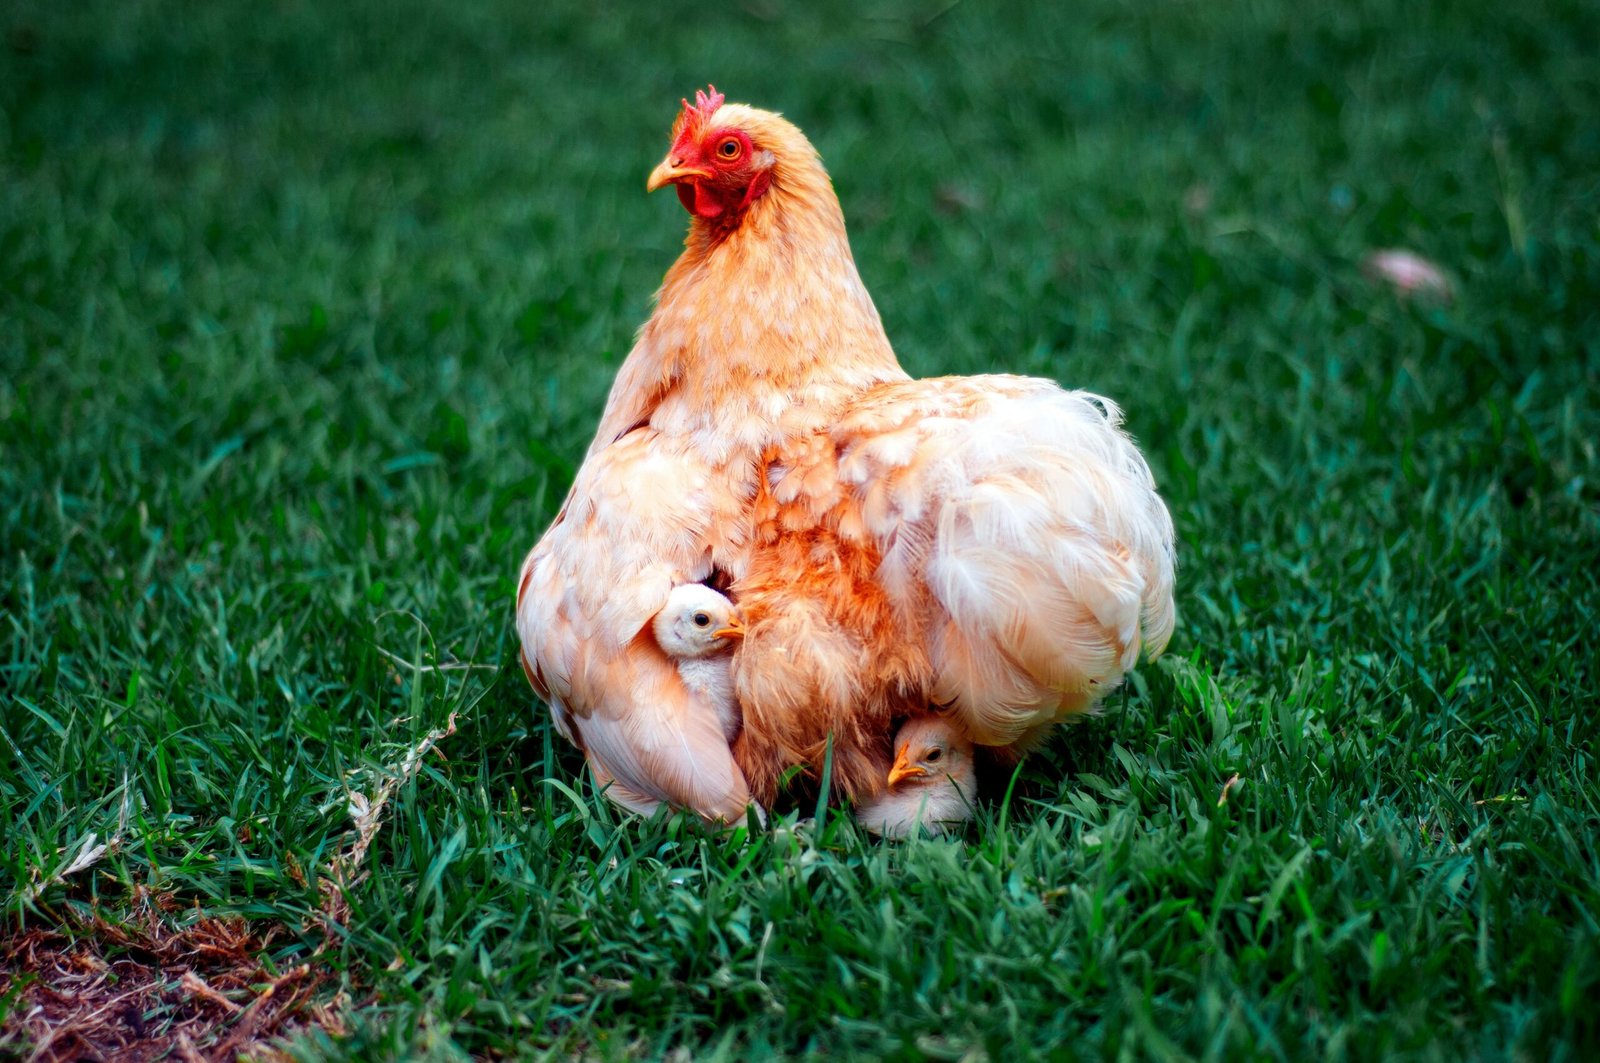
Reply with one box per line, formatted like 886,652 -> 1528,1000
2,0 -> 1598,1057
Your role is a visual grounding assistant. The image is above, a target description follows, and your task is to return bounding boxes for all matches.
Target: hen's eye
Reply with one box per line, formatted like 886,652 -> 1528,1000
925,748 -> 942,763
717,138 -> 741,159
693,612 -> 711,626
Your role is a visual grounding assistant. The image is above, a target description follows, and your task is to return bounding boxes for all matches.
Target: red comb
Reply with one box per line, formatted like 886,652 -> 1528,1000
672,85 -> 726,140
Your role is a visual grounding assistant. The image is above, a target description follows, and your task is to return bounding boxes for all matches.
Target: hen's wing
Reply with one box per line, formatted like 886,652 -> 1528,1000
827,375 -> 1175,745
516,429 -> 754,821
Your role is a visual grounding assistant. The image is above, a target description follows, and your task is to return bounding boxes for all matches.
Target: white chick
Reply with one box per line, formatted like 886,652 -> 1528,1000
651,583 -> 745,742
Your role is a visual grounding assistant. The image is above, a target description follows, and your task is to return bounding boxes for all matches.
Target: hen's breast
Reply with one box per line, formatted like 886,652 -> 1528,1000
727,428 -> 935,804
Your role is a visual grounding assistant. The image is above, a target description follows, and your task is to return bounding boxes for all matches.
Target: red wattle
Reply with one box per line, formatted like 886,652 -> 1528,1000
692,183 -> 725,218
674,175 -> 771,220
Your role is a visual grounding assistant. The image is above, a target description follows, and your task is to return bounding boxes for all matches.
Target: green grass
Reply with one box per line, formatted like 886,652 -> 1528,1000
3,0 -> 1598,1057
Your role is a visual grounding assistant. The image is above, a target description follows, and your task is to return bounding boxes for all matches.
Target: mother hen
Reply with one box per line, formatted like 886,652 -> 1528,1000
516,89 -> 1175,822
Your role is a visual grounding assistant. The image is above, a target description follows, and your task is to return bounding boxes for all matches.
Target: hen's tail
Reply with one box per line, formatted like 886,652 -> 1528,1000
840,378 -> 1176,746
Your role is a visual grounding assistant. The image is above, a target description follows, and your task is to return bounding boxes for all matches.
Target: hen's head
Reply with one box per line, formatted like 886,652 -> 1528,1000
646,86 -> 799,223
652,583 -> 745,660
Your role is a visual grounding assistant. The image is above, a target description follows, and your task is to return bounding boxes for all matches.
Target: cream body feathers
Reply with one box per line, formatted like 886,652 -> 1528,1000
516,95 -> 1176,821
516,430 -> 753,820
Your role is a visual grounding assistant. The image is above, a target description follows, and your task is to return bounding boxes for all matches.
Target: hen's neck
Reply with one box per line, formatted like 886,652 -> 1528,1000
593,157 -> 906,467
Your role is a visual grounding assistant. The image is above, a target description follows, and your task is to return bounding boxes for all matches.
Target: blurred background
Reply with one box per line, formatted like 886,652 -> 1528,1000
2,0 -> 1597,1057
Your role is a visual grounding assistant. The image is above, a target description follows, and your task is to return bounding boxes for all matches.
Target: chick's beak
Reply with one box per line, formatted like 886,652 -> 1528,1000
886,742 -> 927,789
647,154 -> 713,193
712,616 -> 745,641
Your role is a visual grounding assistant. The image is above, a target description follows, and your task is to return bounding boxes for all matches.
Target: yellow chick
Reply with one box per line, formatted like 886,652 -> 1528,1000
855,716 -> 976,837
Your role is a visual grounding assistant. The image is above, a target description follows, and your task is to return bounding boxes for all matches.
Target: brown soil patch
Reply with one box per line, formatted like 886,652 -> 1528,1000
0,889 -> 340,1063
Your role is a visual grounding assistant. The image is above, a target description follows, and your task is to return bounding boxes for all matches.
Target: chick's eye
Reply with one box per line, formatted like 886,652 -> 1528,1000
925,748 -> 942,763
717,138 -> 741,159
693,612 -> 711,627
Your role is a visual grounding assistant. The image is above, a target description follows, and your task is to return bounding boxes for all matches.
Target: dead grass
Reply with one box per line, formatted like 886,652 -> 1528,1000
0,888 -> 343,1062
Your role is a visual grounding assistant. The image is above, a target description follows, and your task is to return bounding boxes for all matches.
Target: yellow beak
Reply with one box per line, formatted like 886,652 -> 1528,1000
712,616 -> 745,641
886,742 -> 927,789
647,155 -> 713,193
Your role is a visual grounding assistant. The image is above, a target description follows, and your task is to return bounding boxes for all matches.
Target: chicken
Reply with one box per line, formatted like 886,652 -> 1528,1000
650,583 -> 745,743
854,716 -> 976,837
516,88 -> 1175,822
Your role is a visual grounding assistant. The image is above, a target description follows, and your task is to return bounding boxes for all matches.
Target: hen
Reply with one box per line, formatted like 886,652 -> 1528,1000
516,88 -> 1175,822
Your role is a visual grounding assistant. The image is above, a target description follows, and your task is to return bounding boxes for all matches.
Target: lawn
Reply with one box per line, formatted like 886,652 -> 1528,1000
2,0 -> 1598,1058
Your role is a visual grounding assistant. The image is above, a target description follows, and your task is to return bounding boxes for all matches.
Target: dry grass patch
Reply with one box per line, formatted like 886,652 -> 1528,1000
0,890 -> 339,1063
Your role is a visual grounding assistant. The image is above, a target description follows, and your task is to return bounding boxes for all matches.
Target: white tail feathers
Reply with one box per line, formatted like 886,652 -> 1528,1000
856,380 -> 1176,745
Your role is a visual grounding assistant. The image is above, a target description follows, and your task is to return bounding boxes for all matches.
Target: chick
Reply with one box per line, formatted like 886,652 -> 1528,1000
651,583 -> 745,742
855,715 -> 976,837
